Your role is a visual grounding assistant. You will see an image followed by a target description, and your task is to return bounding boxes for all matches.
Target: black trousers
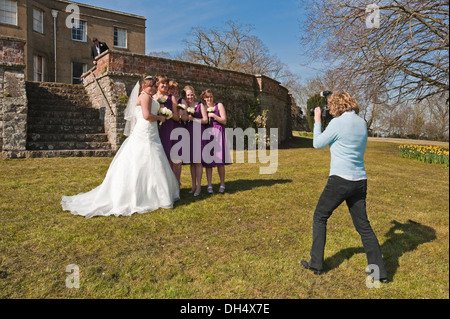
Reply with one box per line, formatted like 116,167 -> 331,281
309,175 -> 387,279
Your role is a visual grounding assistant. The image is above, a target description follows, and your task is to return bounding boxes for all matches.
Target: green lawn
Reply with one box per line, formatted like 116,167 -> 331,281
0,134 -> 448,299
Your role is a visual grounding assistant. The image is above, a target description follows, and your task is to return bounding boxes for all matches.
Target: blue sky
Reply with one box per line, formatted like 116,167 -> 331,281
74,0 -> 322,82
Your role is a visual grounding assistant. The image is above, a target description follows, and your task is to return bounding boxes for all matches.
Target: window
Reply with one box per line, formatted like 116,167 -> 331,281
0,0 -> 17,25
33,55 -> 44,82
114,27 -> 127,48
72,62 -> 87,84
33,8 -> 44,33
71,20 -> 87,42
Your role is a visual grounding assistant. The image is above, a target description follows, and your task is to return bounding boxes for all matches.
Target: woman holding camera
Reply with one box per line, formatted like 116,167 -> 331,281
301,92 -> 388,283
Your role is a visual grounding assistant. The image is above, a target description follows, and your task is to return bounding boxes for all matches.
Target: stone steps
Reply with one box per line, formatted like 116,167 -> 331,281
27,124 -> 106,134
27,141 -> 111,151
25,149 -> 116,158
28,132 -> 109,143
27,117 -> 104,126
28,109 -> 100,119
27,99 -> 92,108
25,82 -> 112,156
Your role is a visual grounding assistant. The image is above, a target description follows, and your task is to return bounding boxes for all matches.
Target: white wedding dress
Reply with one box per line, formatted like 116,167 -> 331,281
61,98 -> 180,218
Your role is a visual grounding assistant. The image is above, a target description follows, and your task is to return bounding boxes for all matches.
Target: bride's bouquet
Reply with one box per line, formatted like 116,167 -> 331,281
207,106 -> 215,125
158,106 -> 173,127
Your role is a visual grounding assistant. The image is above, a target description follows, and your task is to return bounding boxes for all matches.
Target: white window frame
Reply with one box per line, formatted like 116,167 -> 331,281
114,27 -> 127,48
33,55 -> 45,82
33,8 -> 44,33
71,20 -> 87,42
0,0 -> 18,26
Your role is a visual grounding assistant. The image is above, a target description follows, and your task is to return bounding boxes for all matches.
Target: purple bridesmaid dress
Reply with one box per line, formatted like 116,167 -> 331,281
158,94 -> 176,162
203,103 -> 231,168
183,102 -> 205,164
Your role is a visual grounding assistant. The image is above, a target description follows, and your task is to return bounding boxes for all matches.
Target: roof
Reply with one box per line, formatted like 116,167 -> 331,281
55,0 -> 146,20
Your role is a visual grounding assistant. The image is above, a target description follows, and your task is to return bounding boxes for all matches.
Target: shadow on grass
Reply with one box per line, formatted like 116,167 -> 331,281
177,178 -> 293,205
323,219 -> 436,281
279,135 -> 314,149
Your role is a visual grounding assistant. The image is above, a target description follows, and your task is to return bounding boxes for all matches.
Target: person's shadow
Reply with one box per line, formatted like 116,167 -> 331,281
279,135 -> 314,149
323,220 -> 436,281
176,178 -> 293,206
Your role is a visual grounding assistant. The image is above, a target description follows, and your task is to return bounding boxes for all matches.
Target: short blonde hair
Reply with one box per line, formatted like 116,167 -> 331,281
328,92 -> 359,117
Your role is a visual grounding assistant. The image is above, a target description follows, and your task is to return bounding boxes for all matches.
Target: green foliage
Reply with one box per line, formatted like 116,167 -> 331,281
245,97 -> 261,129
118,94 -> 129,104
306,94 -> 325,132
297,131 -> 313,138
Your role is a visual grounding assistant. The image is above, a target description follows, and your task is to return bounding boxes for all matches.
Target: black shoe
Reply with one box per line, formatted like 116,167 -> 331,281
365,270 -> 389,284
301,260 -> 322,275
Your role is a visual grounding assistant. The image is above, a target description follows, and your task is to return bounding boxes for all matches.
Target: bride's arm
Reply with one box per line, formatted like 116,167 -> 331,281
140,94 -> 165,123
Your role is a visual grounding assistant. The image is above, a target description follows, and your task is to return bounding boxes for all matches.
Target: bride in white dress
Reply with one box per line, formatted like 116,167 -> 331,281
61,76 -> 180,218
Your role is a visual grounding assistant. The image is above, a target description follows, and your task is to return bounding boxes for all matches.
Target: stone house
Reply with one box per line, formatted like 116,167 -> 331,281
0,0 -> 146,84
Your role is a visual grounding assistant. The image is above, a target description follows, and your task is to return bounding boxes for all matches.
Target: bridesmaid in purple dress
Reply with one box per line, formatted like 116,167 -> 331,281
153,75 -> 181,185
183,85 -> 208,196
168,80 -> 188,184
202,89 -> 231,194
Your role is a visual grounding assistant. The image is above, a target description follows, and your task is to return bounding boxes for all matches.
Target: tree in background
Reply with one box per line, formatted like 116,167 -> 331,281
306,94 -> 326,132
178,21 -> 300,90
299,0 -> 449,104
297,1 -> 449,140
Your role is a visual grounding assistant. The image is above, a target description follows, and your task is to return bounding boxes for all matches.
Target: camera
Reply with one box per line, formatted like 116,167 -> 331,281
309,91 -> 333,122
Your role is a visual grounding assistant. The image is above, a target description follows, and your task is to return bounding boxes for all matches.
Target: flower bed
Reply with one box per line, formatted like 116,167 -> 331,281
399,144 -> 449,167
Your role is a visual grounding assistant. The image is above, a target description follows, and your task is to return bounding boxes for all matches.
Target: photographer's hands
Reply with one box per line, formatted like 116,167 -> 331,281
314,107 -> 322,123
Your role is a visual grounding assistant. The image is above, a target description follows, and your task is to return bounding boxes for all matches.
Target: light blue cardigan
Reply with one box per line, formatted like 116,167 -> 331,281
313,111 -> 368,180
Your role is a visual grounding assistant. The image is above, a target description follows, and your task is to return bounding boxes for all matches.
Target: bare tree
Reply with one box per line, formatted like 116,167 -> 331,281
300,0 -> 449,104
179,20 -> 300,88
180,21 -> 253,70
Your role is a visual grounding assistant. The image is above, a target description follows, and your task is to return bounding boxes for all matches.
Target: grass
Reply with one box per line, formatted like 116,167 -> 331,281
0,133 -> 448,299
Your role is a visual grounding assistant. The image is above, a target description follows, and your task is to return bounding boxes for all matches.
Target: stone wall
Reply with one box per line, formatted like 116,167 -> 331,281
0,37 -> 27,158
82,50 -> 293,150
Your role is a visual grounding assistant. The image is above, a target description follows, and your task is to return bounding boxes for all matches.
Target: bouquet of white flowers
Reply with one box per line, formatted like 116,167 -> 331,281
158,107 -> 173,126
207,106 -> 215,125
185,106 -> 195,123
177,104 -> 187,123
157,97 -> 167,105
187,107 -> 195,116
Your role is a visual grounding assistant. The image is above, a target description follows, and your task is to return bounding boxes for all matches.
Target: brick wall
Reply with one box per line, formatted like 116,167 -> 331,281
0,37 -> 26,65
83,50 -> 292,147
